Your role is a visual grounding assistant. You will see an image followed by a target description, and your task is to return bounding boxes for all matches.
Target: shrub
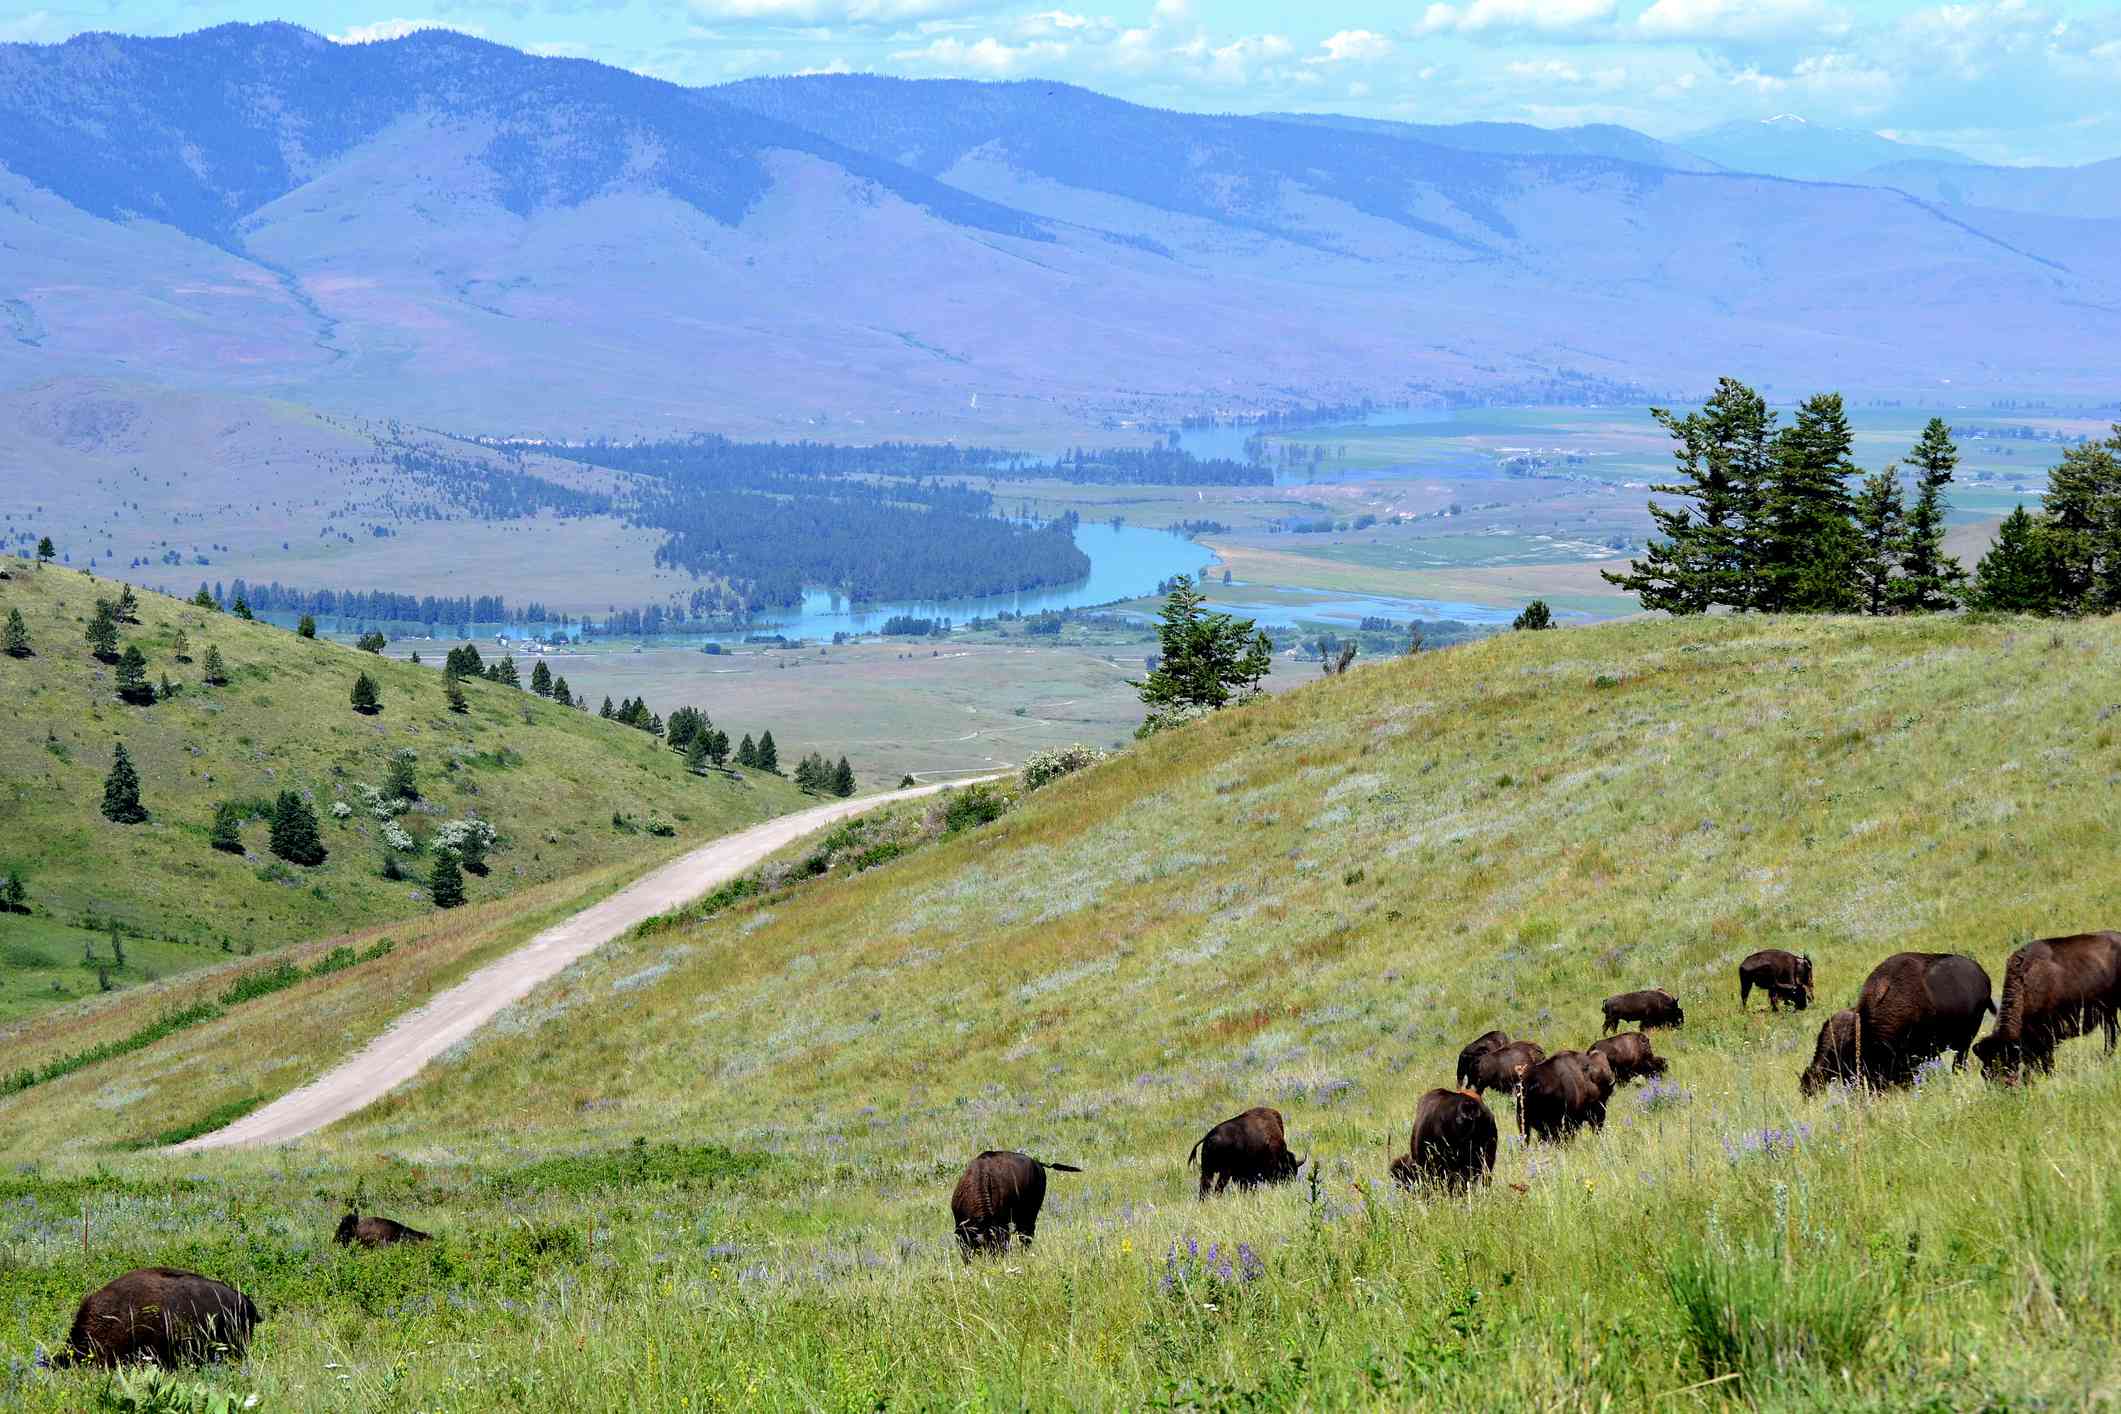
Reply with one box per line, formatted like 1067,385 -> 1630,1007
1021,743 -> 1107,792
435,817 -> 497,874
943,783 -> 1008,834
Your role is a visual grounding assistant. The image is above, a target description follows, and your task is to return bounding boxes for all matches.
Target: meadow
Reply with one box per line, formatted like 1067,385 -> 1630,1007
7,609 -> 2121,1409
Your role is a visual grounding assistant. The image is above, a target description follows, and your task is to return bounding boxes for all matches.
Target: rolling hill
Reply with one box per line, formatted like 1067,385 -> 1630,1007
2,27 -> 2118,442
6,610 -> 2121,1407
0,564 -> 811,1023
1678,115 -> 1974,181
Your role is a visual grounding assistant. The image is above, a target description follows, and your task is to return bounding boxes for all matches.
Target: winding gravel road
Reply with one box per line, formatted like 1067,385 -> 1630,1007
175,778 -> 987,1152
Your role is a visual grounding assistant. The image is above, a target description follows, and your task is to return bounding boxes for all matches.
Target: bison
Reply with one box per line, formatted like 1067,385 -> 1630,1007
1517,1051 -> 1614,1143
1974,932 -> 2121,1082
335,1212 -> 432,1248
1601,988 -> 1683,1033
47,1268 -> 259,1369
1187,1106 -> 1305,1200
950,1150 -> 1082,1259
1856,951 -> 1993,1086
1739,949 -> 1814,1011
1465,1040 -> 1546,1095
1455,1031 -> 1512,1088
1394,1088 -> 1498,1192
1587,1030 -> 1667,1085
1799,1008 -> 1863,1095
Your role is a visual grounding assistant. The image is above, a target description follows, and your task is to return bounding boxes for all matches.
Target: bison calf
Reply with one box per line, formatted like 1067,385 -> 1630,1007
1188,1106 -> 1305,1200
49,1269 -> 259,1369
1588,1030 -> 1667,1085
1739,949 -> 1814,1012
950,1150 -> 1082,1259
1975,931 -> 2121,1082
1394,1088 -> 1497,1192
1799,1009 -> 1863,1095
1601,988 -> 1683,1033
336,1212 -> 432,1248
1518,1051 -> 1614,1143
1466,1040 -> 1546,1095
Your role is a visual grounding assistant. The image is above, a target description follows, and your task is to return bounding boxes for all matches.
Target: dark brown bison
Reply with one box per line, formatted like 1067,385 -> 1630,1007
335,1212 -> 432,1248
1394,1088 -> 1498,1192
1799,1009 -> 1863,1095
1187,1106 -> 1305,1200
47,1269 -> 259,1368
950,1150 -> 1082,1259
1465,1040 -> 1546,1095
1517,1051 -> 1614,1143
1739,950 -> 1814,1011
1588,1030 -> 1667,1085
1974,932 -> 2121,1082
1455,1031 -> 1511,1088
1601,988 -> 1683,1033
1856,951 -> 1994,1086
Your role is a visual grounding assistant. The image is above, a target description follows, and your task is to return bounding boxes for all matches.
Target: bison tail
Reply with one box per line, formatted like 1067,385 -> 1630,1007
1041,1161 -> 1084,1173
1186,1136 -> 1204,1169
1986,997 -> 1998,1017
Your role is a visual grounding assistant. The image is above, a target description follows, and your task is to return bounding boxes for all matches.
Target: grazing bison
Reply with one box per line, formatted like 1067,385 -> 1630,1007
1187,1106 -> 1305,1200
1974,932 -> 2121,1082
1396,1088 -> 1498,1192
1857,951 -> 1994,1086
1517,1051 -> 1613,1143
950,1150 -> 1082,1259
48,1269 -> 259,1369
1799,1009 -> 1863,1095
1466,1040 -> 1546,1096
1455,1031 -> 1512,1088
335,1212 -> 432,1248
1588,1031 -> 1668,1085
1739,950 -> 1814,1011
1601,989 -> 1684,1033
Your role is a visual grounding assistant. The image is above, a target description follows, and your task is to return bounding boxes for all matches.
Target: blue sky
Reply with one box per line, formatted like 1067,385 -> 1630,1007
6,0 -> 2118,164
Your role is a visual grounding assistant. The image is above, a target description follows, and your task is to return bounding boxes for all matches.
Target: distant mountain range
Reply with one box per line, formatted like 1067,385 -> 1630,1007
0,25 -> 2115,439
1677,115 -> 1976,182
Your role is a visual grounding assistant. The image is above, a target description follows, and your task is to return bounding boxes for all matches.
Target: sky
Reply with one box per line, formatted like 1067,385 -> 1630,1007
4,0 -> 2118,165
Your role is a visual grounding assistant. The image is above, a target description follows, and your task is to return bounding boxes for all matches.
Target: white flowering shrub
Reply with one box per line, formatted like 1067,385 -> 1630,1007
329,801 -> 353,820
1021,743 -> 1109,792
380,821 -> 417,853
434,817 -> 498,873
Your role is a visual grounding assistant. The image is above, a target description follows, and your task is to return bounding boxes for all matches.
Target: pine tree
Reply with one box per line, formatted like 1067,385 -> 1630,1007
232,595 -> 253,620
832,756 -> 855,798
115,644 -> 155,704
1511,600 -> 1552,631
1851,465 -> 1906,616
706,729 -> 729,767
159,673 -> 177,701
171,628 -> 191,662
756,731 -> 780,774
351,672 -> 381,715
685,734 -> 710,774
495,655 -> 521,688
297,614 -> 317,638
36,536 -> 55,567
385,748 -> 420,801
86,600 -> 119,662
429,849 -> 466,909
202,644 -> 229,685
647,713 -> 665,740
4,608 -> 31,658
1127,575 -> 1273,715
794,753 -> 822,790
191,584 -> 216,610
551,674 -> 571,708
2034,426 -> 2121,614
1891,418 -> 1966,612
600,696 -> 616,719
736,734 -> 757,768
1602,378 -> 1776,613
101,743 -> 147,824
1969,506 -> 2058,613
530,660 -> 553,697
0,868 -> 26,914
114,585 -> 140,623
210,800 -> 245,854
1760,393 -> 1862,613
445,675 -> 469,714
268,790 -> 327,866
356,630 -> 385,653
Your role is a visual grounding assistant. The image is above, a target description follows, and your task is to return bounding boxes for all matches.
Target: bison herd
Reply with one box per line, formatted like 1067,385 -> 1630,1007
37,934 -> 2121,1366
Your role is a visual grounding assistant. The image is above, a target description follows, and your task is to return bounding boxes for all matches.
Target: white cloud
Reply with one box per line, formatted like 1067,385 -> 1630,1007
327,19 -> 484,45
0,10 -> 65,44
1416,0 -> 1616,37
1636,0 -> 1846,43
795,57 -> 857,73
1310,29 -> 1392,64
889,35 -> 1070,72
690,0 -> 983,26
1202,33 -> 1294,84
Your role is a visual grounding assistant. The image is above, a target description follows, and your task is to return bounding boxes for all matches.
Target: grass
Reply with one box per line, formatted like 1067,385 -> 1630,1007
7,611 -> 2121,1407
0,566 -> 811,1022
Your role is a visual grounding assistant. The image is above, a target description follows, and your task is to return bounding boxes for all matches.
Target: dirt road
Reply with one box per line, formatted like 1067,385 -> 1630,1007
175,779 -> 987,1151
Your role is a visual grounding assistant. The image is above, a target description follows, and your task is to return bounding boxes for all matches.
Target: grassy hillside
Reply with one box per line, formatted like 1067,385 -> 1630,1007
8,611 -> 2121,1409
0,565 -> 809,1022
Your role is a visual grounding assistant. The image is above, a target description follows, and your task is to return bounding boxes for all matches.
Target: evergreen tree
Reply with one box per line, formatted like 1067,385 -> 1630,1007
101,743 -> 147,824
445,644 -> 484,677
832,756 -> 855,798
232,595 -> 253,620
705,729 -> 729,767
385,748 -> 420,801
297,614 -> 317,638
1969,506 -> 2058,613
191,584 -> 216,610
0,868 -> 26,914
210,800 -> 246,854
794,752 -> 823,790
351,671 -> 382,715
530,659 -> 553,697
756,730 -> 780,773
429,849 -> 466,909
356,630 -> 385,653
171,628 -> 191,662
1893,418 -> 1966,611
86,600 -> 119,662
1511,600 -> 1552,631
114,644 -> 155,704
1128,575 -> 1273,716
268,790 -> 327,866
1759,393 -> 1861,612
685,733 -> 710,774
551,675 -> 572,708
114,585 -> 140,623
600,696 -> 616,719
158,672 -> 177,701
36,536 -> 55,567
647,713 -> 665,740
493,655 -> 521,688
1602,378 -> 1776,613
1851,465 -> 1907,616
202,644 -> 229,685
736,734 -> 757,768
4,607 -> 31,658
446,676 -> 469,714
2033,426 -> 2121,614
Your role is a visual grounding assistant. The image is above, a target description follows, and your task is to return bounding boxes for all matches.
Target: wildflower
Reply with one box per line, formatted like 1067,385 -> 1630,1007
1121,1237 -> 1133,1255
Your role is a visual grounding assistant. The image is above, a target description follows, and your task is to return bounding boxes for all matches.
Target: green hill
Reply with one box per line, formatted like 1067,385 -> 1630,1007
0,565 -> 809,1023
7,611 -> 2121,1409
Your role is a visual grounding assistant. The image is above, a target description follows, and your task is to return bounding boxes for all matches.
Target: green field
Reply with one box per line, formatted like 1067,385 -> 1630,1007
7,610 -> 2121,1408
0,566 -> 810,1023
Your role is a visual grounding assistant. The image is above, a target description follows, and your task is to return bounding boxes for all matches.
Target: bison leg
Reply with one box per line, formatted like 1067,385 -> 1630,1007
2104,1010 -> 2118,1057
